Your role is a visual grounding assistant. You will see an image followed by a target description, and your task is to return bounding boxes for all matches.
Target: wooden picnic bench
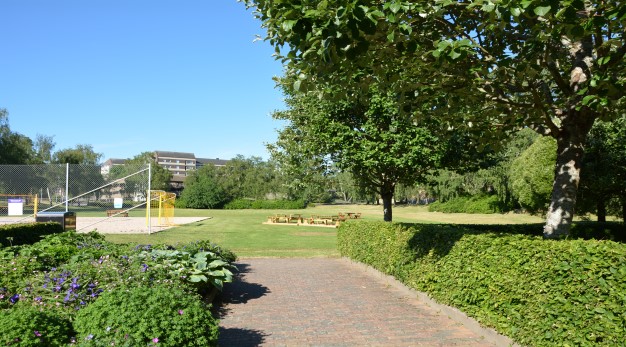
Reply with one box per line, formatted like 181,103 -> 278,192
308,215 -> 337,226
289,214 -> 303,223
107,209 -> 128,217
268,214 -> 289,223
346,212 -> 362,219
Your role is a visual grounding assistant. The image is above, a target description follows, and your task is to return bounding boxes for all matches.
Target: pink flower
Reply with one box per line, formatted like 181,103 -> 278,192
152,337 -> 159,343
178,309 -> 184,315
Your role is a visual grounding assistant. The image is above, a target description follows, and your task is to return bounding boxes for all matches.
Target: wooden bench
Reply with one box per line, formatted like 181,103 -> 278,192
289,214 -> 303,223
107,209 -> 128,217
309,215 -> 336,225
346,212 -> 362,219
268,214 -> 289,223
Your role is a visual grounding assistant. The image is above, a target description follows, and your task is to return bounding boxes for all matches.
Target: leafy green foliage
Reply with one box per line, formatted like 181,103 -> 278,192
244,0 -> 626,235
132,248 -> 235,292
0,109 -> 38,165
73,285 -> 219,346
177,165 -> 228,209
427,195 -> 504,214
51,144 -> 102,165
338,222 -> 626,346
272,84 -> 442,221
510,136 -> 557,214
463,222 -> 626,243
0,231 -> 235,343
578,115 -> 626,221
218,155 -> 281,200
224,198 -> 307,210
0,304 -> 73,346
0,222 -> 63,247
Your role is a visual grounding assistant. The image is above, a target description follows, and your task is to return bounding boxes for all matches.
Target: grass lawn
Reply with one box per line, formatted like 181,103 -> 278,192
103,204 -> 547,258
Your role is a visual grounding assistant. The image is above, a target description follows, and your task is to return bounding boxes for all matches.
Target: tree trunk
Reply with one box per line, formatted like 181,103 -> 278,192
622,194 -> 626,224
597,199 -> 607,222
543,114 -> 594,238
382,190 -> 393,222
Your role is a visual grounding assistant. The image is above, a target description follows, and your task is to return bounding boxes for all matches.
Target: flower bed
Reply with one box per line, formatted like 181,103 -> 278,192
0,231 -> 236,346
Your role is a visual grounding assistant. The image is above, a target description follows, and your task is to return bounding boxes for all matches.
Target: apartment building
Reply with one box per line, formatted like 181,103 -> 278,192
153,151 -> 229,193
101,151 -> 229,193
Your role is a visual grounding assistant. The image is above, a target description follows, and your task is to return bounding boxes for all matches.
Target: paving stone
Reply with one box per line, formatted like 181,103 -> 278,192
216,258 -> 513,346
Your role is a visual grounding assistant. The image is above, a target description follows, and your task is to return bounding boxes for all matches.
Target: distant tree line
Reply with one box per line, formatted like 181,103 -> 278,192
2,107 -> 624,221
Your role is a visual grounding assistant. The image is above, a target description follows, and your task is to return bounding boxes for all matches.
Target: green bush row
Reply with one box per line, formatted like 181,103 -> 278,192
464,221 -> 626,242
0,222 -> 64,247
427,195 -> 504,214
338,222 -> 626,346
224,199 -> 307,210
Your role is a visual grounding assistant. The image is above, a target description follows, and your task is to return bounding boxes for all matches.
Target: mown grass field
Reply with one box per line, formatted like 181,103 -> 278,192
103,204 -> 546,257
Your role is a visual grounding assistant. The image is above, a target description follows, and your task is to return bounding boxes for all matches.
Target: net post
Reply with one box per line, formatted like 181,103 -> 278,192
147,163 -> 152,235
65,163 -> 69,212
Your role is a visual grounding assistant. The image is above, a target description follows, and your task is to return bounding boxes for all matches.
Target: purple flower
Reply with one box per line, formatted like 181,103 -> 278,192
34,296 -> 42,302
178,309 -> 184,315
34,331 -> 42,337
9,294 -> 19,304
152,337 -> 159,343
141,264 -> 149,272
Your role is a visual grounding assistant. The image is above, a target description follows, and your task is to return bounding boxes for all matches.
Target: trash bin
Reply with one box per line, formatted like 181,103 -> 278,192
36,211 -> 76,231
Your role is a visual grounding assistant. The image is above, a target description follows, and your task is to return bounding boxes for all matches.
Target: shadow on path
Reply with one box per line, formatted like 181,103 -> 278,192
216,262 -> 271,346
218,327 -> 268,346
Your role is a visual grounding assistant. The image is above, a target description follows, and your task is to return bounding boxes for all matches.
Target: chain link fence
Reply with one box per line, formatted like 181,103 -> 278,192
0,163 -> 152,231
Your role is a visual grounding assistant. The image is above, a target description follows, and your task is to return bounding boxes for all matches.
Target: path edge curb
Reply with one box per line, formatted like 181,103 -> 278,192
341,257 -> 522,347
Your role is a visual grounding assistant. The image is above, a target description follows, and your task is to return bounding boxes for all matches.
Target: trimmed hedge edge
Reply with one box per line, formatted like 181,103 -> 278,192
338,221 -> 626,346
1,222 -> 64,247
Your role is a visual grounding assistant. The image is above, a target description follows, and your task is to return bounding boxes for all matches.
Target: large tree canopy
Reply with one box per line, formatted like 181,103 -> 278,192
273,84 -> 442,221
243,0 -> 626,237
0,109 -> 36,164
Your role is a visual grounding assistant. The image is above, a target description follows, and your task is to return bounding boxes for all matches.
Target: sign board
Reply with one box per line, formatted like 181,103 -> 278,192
114,198 -> 123,209
8,198 -> 24,216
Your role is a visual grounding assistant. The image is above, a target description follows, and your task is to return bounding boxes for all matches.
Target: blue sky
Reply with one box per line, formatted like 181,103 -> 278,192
0,0 -> 286,161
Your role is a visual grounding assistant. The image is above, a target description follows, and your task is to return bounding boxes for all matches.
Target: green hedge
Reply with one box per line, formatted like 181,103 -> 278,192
224,199 -> 307,210
338,222 -> 626,346
0,223 -> 64,247
428,195 -> 504,214
464,221 -> 626,242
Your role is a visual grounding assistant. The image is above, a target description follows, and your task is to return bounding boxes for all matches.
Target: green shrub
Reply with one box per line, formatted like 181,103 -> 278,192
251,199 -> 307,209
428,195 -> 503,214
177,240 -> 238,263
338,221 -> 626,346
73,285 -> 219,346
29,231 -> 121,266
224,199 -> 253,209
509,136 -> 557,214
0,223 -> 64,247
0,304 -> 73,346
225,199 -> 307,210
463,221 -> 626,242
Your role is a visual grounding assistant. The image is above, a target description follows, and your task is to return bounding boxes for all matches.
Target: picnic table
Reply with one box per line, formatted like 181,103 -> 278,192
346,212 -> 361,219
267,214 -> 303,224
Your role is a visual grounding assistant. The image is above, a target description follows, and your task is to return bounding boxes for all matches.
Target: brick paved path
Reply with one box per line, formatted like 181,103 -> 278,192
217,258 -> 514,346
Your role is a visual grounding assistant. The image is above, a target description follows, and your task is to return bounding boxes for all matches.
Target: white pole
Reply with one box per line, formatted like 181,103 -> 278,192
147,163 -> 152,235
65,163 -> 69,212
